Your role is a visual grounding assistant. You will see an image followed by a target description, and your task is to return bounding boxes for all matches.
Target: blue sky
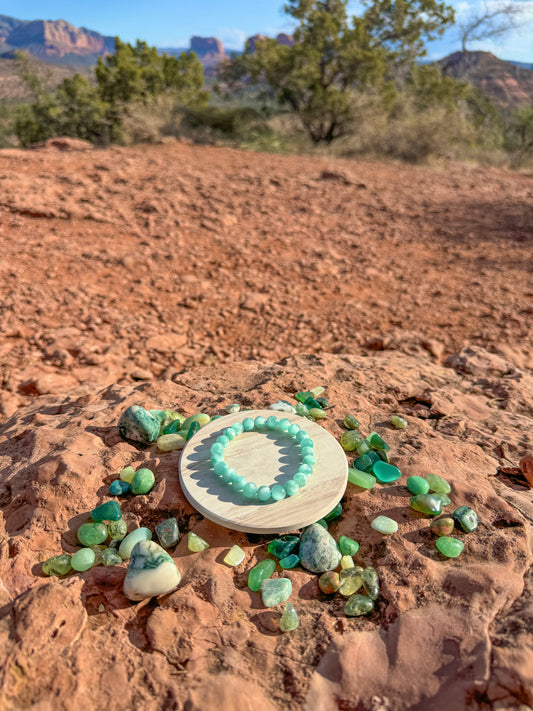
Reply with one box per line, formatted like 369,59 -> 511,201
5,1 -> 533,61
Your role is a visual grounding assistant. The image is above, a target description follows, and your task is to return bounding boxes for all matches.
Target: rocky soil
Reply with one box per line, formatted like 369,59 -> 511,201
0,141 -> 531,710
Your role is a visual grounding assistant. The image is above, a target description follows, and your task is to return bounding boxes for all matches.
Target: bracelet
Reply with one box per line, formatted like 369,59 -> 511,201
209,415 -> 316,502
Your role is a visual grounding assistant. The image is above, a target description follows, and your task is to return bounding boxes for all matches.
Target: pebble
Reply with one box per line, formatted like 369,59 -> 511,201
409,493 -> 443,516
78,522 -> 108,547
108,519 -> 128,540
279,602 -> 300,632
340,555 -> 354,569
118,527 -> 153,560
123,540 -> 181,601
406,476 -> 430,495
426,473 -> 452,494
119,466 -> 135,484
269,400 -> 296,413
156,434 -> 186,451
42,554 -> 72,576
430,517 -> 455,536
226,403 -> 241,413
130,468 -> 155,495
101,548 -> 123,565
261,578 -> 292,607
91,500 -> 122,522
248,559 -> 276,591
348,468 -> 376,489
340,431 -> 359,451
452,505 -> 478,532
299,524 -> 341,573
118,405 -> 161,445
343,414 -> 360,430
338,535 -> 359,556
390,415 -> 407,429
316,397 -> 329,408
71,548 -> 96,572
318,571 -> 341,594
224,544 -> 245,566
339,567 -> 364,596
353,451 -> 380,473
371,515 -> 398,534
324,502 -> 343,521
436,536 -> 464,558
519,455 -> 533,486
354,438 -> 371,455
279,554 -> 300,569
109,480 -> 130,495
367,432 -> 389,452
344,594 -> 374,617
186,421 -> 201,440
309,407 -> 326,420
181,413 -> 211,430
267,535 -> 300,559
373,461 -> 401,483
188,531 -> 209,552
432,492 -> 451,507
155,518 -> 179,548
362,566 -> 380,599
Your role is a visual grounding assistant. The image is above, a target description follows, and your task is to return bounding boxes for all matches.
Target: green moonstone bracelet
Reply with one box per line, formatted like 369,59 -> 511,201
210,415 -> 316,503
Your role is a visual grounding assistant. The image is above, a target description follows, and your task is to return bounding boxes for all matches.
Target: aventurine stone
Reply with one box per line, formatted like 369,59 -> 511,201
42,554 -> 72,576
248,559 -> 276,591
188,532 -> 209,552
224,545 -> 245,566
109,480 -> 130,495
118,527 -> 152,560
348,468 -> 376,490
436,536 -> 464,558
373,461 -> 401,483
155,518 -> 179,548
130,468 -> 155,495
426,473 -> 451,494
71,548 -> 96,572
325,503 -> 343,521
338,535 -> 359,556
410,494 -> 443,517
362,566 -> 380,599
453,505 -> 478,532
118,405 -> 160,445
318,571 -> 341,594
280,602 -> 300,632
344,594 -> 374,617
78,522 -> 108,547
267,535 -> 300,559
279,554 -> 300,569
371,515 -> 398,534
261,578 -> 292,607
91,500 -> 122,522
430,517 -> 455,537
299,524 -> 341,573
406,476 -> 430,495
123,540 -> 181,601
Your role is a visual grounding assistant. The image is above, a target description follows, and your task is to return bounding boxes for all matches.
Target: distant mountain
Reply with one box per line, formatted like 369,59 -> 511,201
437,51 -> 533,108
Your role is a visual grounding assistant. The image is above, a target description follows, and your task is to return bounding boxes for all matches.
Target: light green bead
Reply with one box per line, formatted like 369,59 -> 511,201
271,484 -> 286,501
188,532 -> 209,552
243,482 -> 258,499
232,475 -> 246,491
71,548 -> 96,572
130,468 -> 155,495
257,486 -> 271,501
293,473 -> 307,487
279,602 -> 300,631
285,480 -> 299,497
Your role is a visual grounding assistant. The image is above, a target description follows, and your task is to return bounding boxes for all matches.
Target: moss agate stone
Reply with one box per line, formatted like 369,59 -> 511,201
318,571 -> 341,594
436,536 -> 464,558
42,554 -> 72,576
430,517 -> 455,537
453,505 -> 478,532
118,527 -> 152,560
102,548 -> 123,566
338,535 -> 359,556
130,468 -> 155,495
406,476 -> 430,495
410,494 -> 443,517
279,554 -> 300,569
109,480 -> 130,496
261,577 -> 292,607
108,518 -> 128,541
248,559 -> 276,591
348,468 -> 376,490
299,524 -> 341,573
91,500 -> 122,522
118,405 -> 160,445
371,515 -> 398,534
280,602 -> 300,632
123,540 -> 181,601
224,545 -> 245,566
362,566 -> 380,600
339,567 -> 364,596
187,532 -> 209,552
267,535 -> 299,559
78,522 -> 108,547
155,518 -> 179,548
373,461 -> 401,483
71,548 -> 96,572
344,594 -> 374,617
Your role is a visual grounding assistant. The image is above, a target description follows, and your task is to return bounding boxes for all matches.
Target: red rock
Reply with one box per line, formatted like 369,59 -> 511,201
519,455 -> 533,486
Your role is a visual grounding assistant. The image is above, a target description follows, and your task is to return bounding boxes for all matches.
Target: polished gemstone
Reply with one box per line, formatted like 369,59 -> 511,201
390,416 -> 407,429
373,461 -> 401,483
279,554 -> 300,569
107,518 -> 128,541
119,466 -> 135,483
340,430 -> 359,451
71,548 -> 96,572
279,602 -> 300,632
299,524 -> 341,573
42,554 -> 72,576
267,535 -> 300,559
338,535 -> 359,556
436,536 -> 464,558
426,473 -> 452,494
123,540 -> 181,601
109,479 -> 130,495
367,432 -> 390,452
77,522 -> 108,547
343,414 -> 360,430
362,566 -> 380,600
261,578 -> 292,607
452,505 -> 478,532
187,532 -> 210,552
91,500 -> 122,522
371,515 -> 398,534
118,527 -> 153,560
430,517 -> 455,537
318,571 -> 341,594
339,567 -> 364,596
130,468 -> 155,495
224,545 -> 245,566
248,559 -> 276,591
101,548 -> 123,566
118,405 -> 160,445
409,494 -> 443,516
344,594 -> 374,616
348,468 -> 377,489
406,476 -> 430,495
155,518 -> 179,548
325,503 -> 343,521
340,555 -> 354,569
157,434 -> 186,451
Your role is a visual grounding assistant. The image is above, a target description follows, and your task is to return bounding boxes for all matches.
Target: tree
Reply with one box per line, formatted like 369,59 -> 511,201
220,0 -> 455,143
459,1 -> 527,53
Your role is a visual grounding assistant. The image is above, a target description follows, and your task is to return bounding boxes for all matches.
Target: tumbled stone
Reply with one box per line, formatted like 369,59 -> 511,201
248,559 -> 276,591
155,518 -> 179,548
316,397 -> 329,408
186,421 -> 201,440
432,492 -> 451,507
340,555 -> 354,569
118,527 -> 152,560
362,566 -> 380,600
373,461 -> 401,483
371,515 -> 398,534
348,468 -> 377,489
430,517 -> 455,537
426,472 -> 452,494
280,602 -> 300,632
267,535 -> 300,559
453,505 -> 478,532
353,451 -> 380,473
354,438 -> 371,455
269,400 -> 296,413
101,548 -> 123,566
42,554 -> 72,576
224,544 -> 245,566
343,414 -> 360,430
78,522 -> 108,547
436,536 -> 464,558
344,594 -> 374,617
315,518 -> 328,529
156,434 -> 186,452
118,405 -> 160,445
367,431 -> 390,452
130,468 -> 155,495
338,535 -> 359,556
339,567 -> 364,596
71,548 -> 96,572
299,524 -> 341,573
261,577 -> 292,607
181,413 -> 211,430
390,415 -> 407,429
409,494 -> 443,517
91,500 -> 122,522
340,431 -> 359,451
279,553 -> 300,569
318,571 -> 341,594
107,519 -> 128,541
226,403 -> 241,413
109,479 -> 130,495
188,531 -> 209,552
406,476 -> 430,495
123,540 -> 181,601
325,503 -> 343,521
119,466 -> 135,484
309,408 -> 327,420
90,545 -> 107,566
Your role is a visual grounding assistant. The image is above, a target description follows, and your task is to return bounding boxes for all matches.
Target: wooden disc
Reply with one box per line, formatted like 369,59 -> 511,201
179,409 -> 348,534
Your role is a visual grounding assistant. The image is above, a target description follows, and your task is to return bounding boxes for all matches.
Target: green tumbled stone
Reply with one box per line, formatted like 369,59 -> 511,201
315,519 -> 328,529
348,467 -> 377,490
339,566 -> 364,596
155,518 -> 179,548
367,432 -> 390,452
157,433 -> 186,452
436,536 -> 464,558
378,450 -> 390,463
390,415 -> 407,429
224,545 -> 245,566
299,523 -> 341,573
71,548 -> 96,572
91,500 -> 122,522
91,545 -> 108,566
186,421 -> 201,440
316,397 -> 329,409
267,535 -> 300,559
318,571 -> 341,594
102,548 -> 123,566
362,566 -> 380,600
118,405 -> 160,445
226,403 -> 241,413
373,461 -> 401,483
279,554 -> 300,569
119,466 -> 135,484
187,531 -> 209,552
77,522 -> 108,547
410,494 -> 443,517
308,407 -> 327,420
430,517 -> 455,537
432,492 -> 451,507
344,594 -> 374,617
343,414 -> 360,430
426,473 -> 452,494
248,559 -> 276,591
130,468 -> 155,495
371,515 -> 398,534
295,402 -> 310,416
354,439 -> 371,456
261,577 -> 292,607
338,535 -> 359,556
269,400 -> 296,413
296,390 -> 314,403
42,554 -> 72,576
118,527 -> 153,560
304,396 -> 323,410
124,540 -> 181,601
181,413 -> 211,430
325,503 -> 343,521
280,602 -> 300,632
109,479 -> 130,496
406,476 -> 430,495
340,431 -> 359,452
353,451 -> 380,473
107,519 -> 128,541
452,505 -> 478,533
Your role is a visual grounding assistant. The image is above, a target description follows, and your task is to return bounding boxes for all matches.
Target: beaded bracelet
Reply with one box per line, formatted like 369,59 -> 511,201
209,415 -> 316,502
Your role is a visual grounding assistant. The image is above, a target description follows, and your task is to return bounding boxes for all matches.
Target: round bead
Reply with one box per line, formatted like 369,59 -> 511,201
293,473 -> 307,487
210,453 -> 224,466
303,455 -> 316,467
278,418 -> 290,431
254,416 -> 267,429
242,417 -> 255,431
266,416 -> 279,429
216,435 -> 230,447
214,461 -> 228,477
271,484 -> 286,501
257,486 -> 272,501
232,422 -> 244,435
299,464 -> 312,475
232,475 -> 247,491
211,443 -> 224,455
300,438 -> 313,450
288,423 -> 300,437
222,467 -> 236,484
223,427 -> 236,440
243,482 -> 258,499
296,430 -> 309,442
285,480 -> 299,497
301,446 -> 314,458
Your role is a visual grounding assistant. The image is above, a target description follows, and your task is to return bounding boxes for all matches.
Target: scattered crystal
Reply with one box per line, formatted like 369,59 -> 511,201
77,522 -> 108,547
109,480 -> 130,495
248,559 -> 276,591
436,536 -> 464,558
299,524 -> 341,573
261,577 -> 292,607
224,544 -> 245,566
155,518 -> 179,548
340,555 -> 354,569
325,503 -> 343,521
156,434 -> 186,451
340,431 -> 359,451
373,461 -> 401,483
119,466 -> 135,484
42,554 -> 72,576
409,494 -> 443,517
371,515 -> 398,534
267,535 -> 300,559
430,517 -> 455,537
91,500 -> 122,522
367,432 -> 390,452
118,527 -> 153,560
279,602 -> 300,632
71,548 -> 96,572
344,594 -> 374,616
279,554 -> 300,569
107,519 -> 128,541
101,548 -> 123,566
123,540 -> 181,601
338,535 -> 359,556
226,403 -> 241,413
343,414 -> 360,430
187,531 -> 210,552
